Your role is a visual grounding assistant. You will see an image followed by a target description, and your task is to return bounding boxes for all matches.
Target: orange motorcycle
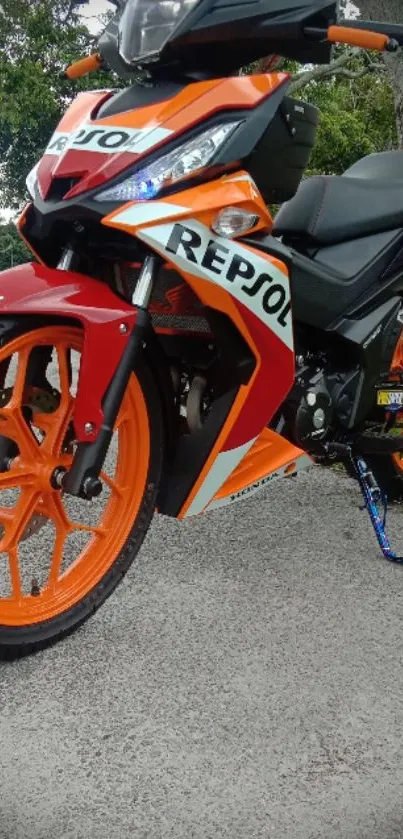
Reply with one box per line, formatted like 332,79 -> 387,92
1,0 -> 403,655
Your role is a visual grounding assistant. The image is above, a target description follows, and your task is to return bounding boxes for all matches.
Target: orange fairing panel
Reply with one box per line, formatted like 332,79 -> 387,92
102,171 -> 273,236
206,427 -> 312,512
109,189 -> 296,517
37,73 -> 288,200
95,73 -> 289,132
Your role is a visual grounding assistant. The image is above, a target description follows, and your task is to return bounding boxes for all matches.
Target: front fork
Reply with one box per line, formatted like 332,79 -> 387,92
61,252 -> 158,499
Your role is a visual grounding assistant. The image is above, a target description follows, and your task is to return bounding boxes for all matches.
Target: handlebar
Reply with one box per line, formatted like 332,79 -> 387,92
327,25 -> 394,51
338,19 -> 403,46
64,53 -> 102,80
64,21 -> 400,82
304,24 -> 399,53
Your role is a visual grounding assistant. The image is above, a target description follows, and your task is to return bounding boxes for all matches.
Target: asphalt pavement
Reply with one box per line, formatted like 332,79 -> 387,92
1,465 -> 403,839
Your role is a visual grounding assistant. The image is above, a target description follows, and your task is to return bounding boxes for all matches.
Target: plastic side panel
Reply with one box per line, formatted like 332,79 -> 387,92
205,427 -> 311,512
95,74 -> 289,131
102,171 -> 273,237
0,263 -> 137,442
107,200 -> 295,517
38,73 -> 287,199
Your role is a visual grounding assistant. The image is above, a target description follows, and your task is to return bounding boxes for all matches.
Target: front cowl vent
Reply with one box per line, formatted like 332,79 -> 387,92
46,177 -> 80,201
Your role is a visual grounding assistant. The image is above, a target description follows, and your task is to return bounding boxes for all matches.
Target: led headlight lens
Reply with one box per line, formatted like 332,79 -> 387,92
119,0 -> 200,66
94,122 -> 240,204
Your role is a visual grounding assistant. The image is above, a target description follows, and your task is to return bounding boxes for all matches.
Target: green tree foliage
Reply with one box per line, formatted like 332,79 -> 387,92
300,54 -> 397,175
248,49 -> 397,176
0,1 -> 400,269
358,0 -> 403,147
0,222 -> 30,270
0,0 -> 116,209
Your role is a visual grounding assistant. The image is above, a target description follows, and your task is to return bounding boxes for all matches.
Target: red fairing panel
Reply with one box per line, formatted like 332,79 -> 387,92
222,297 -> 294,452
36,75 -> 288,200
0,263 -> 137,442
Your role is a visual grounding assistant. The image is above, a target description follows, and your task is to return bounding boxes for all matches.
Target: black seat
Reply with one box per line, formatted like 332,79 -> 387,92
273,151 -> 403,246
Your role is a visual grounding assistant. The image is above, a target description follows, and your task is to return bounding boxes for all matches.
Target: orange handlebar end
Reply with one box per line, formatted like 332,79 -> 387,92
64,53 -> 102,80
327,25 -> 390,51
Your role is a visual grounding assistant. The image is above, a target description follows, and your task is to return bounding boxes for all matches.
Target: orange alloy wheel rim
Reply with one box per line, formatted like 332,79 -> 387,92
0,326 -> 150,627
390,331 -> 403,475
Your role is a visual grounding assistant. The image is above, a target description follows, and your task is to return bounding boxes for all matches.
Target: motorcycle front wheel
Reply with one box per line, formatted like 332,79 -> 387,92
0,323 -> 163,658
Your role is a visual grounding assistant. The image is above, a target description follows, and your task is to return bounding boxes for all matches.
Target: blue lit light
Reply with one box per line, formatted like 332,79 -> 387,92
138,179 -> 158,200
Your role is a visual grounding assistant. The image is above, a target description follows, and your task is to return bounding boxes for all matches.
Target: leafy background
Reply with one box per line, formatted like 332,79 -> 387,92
0,0 -> 400,269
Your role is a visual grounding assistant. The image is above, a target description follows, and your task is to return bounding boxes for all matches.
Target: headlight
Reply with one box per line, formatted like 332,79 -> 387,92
94,121 -> 241,204
26,162 -> 40,198
119,0 -> 200,66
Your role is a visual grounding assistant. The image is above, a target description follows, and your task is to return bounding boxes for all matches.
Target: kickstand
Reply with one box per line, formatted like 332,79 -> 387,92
350,452 -> 403,564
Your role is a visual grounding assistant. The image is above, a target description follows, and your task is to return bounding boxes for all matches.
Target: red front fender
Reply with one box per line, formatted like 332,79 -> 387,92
0,262 -> 138,442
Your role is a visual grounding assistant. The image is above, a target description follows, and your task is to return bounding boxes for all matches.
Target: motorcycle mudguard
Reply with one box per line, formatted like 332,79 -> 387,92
0,262 -> 138,442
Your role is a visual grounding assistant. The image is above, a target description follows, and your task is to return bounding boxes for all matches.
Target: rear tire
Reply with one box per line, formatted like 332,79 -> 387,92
0,324 -> 164,659
345,320 -> 403,501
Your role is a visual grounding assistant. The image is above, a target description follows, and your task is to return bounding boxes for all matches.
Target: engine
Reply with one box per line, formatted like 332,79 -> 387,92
276,357 -> 334,451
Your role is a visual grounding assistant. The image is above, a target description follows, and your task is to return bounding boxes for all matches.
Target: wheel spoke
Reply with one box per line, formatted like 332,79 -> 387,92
48,529 -> 67,586
40,492 -> 71,533
44,495 -> 106,583
0,508 -> 16,527
41,494 -> 71,586
3,488 -> 40,549
0,407 -> 40,462
37,396 -> 75,456
71,521 -> 106,538
8,548 -> 21,600
0,465 -> 36,491
9,347 -> 31,408
100,471 -> 124,498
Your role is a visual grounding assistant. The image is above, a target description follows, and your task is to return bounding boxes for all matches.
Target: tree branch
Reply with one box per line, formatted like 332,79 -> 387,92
257,55 -> 285,73
289,50 -> 355,92
255,43 -> 386,95
288,50 -> 386,93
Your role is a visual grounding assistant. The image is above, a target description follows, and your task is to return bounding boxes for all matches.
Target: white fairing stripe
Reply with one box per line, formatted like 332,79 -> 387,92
224,173 -> 259,196
110,202 -> 189,226
131,127 -> 173,153
44,124 -> 173,158
137,219 -> 293,350
205,454 -> 313,512
184,439 -> 257,518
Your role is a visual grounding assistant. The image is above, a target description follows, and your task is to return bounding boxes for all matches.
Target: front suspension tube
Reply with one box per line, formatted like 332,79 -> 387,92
64,255 -> 158,498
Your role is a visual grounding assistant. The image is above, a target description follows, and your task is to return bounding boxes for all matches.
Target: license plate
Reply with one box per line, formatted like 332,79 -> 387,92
377,390 -> 403,407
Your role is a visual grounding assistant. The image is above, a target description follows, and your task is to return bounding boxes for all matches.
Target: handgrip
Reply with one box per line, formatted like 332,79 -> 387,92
327,25 -> 392,51
64,53 -> 102,80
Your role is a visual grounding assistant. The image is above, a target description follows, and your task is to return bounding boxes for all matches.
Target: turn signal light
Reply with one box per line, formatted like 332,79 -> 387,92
211,207 -> 259,238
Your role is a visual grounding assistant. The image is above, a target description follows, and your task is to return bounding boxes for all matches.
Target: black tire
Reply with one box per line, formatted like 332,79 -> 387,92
0,348 -> 164,660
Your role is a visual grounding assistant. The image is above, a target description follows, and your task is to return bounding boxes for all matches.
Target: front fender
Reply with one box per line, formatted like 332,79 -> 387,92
0,262 -> 138,442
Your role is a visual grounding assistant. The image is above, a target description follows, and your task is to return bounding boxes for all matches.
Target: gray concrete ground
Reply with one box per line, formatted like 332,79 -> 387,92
1,465 -> 403,839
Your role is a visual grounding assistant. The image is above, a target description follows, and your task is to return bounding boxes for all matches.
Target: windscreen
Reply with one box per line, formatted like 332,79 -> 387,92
118,0 -> 200,65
